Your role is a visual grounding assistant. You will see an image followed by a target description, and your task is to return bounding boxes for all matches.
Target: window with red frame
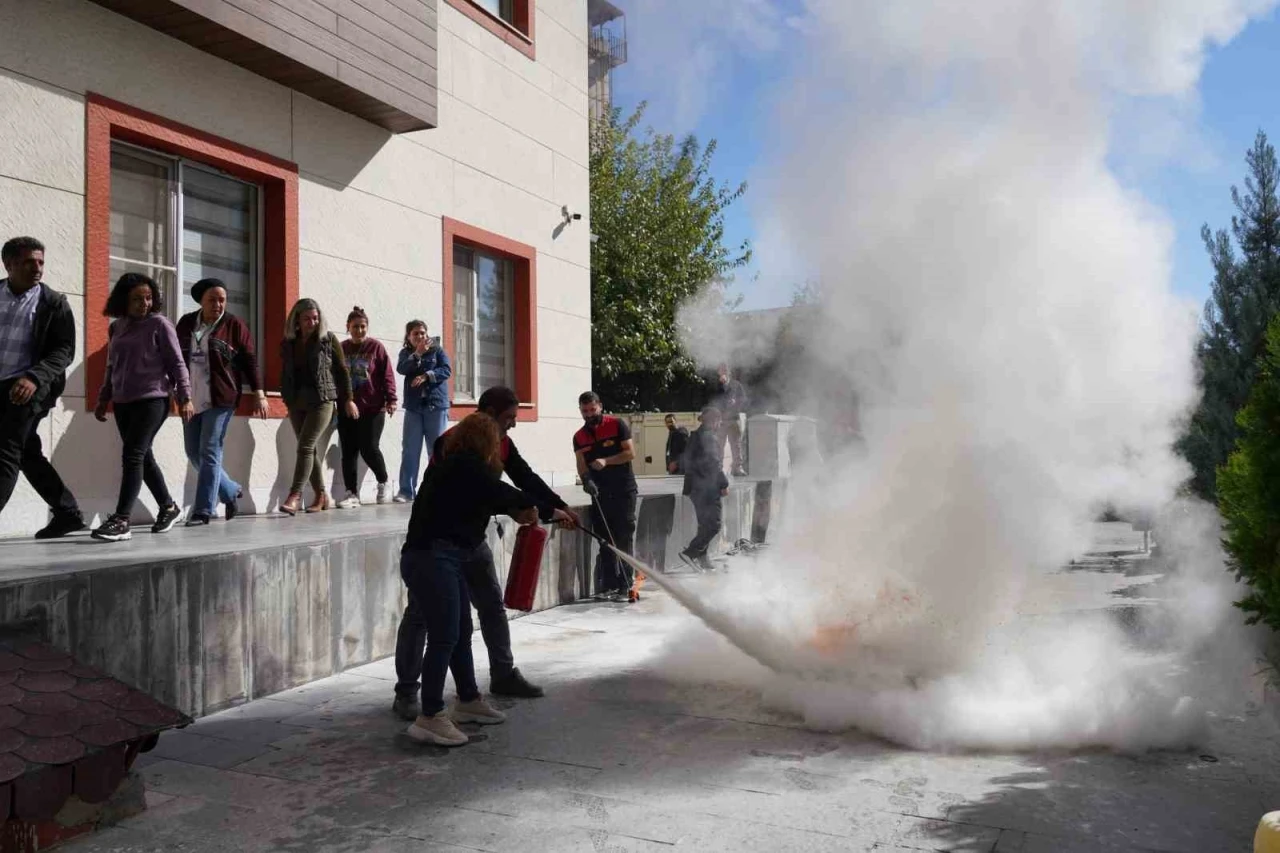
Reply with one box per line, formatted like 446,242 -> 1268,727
445,0 -> 535,57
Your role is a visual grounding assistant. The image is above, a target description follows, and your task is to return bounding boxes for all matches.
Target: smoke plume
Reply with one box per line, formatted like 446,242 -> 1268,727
664,0 -> 1277,751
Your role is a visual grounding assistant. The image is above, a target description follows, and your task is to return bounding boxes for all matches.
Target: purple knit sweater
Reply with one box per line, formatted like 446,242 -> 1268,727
98,313 -> 192,405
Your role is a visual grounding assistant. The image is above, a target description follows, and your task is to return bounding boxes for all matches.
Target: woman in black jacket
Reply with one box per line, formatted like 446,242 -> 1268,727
401,412 -> 537,747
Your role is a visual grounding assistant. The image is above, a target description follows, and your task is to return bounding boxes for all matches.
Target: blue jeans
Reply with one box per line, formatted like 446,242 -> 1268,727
399,407 -> 449,498
183,407 -> 241,517
400,544 -> 481,715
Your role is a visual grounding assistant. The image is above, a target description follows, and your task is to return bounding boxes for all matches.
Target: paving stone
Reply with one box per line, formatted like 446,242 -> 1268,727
149,730 -> 276,769
58,572 -> 1280,853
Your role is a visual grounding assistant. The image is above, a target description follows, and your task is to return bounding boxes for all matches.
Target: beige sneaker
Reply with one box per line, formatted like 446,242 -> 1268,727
451,696 -> 506,725
406,711 -> 468,746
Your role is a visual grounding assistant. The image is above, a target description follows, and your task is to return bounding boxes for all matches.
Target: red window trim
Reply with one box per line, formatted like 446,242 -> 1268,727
444,0 -> 536,60
442,217 -> 538,423
84,93 -> 299,418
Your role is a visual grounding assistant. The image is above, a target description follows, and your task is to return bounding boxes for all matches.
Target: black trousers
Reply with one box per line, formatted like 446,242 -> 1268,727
393,541 -> 515,698
0,379 -> 79,519
592,490 -> 637,593
337,411 -> 388,491
113,397 -> 173,518
687,490 -> 723,556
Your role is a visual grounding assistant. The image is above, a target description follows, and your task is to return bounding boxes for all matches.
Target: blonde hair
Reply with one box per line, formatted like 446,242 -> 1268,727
443,413 -> 504,476
284,298 -> 327,341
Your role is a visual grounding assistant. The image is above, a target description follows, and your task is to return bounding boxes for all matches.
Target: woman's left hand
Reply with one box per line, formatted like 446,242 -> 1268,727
253,396 -> 270,419
179,401 -> 195,423
345,401 -> 360,420
385,402 -> 398,417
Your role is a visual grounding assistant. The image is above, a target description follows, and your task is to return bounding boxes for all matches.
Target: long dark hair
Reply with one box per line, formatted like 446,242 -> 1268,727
104,272 -> 163,319
403,319 -> 427,350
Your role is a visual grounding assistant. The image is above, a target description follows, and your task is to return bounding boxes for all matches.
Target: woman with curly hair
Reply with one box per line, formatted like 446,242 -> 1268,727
279,298 -> 356,515
92,272 -> 192,542
399,412 -> 538,747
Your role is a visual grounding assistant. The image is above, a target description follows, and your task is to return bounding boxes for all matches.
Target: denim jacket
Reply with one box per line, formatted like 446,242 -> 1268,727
397,339 -> 451,411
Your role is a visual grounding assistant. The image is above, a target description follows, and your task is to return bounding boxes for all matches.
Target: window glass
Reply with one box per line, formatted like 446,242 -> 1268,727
108,146 -> 177,299
452,245 -> 513,402
107,142 -> 261,342
453,247 -> 477,401
181,164 -> 258,326
475,0 -> 515,24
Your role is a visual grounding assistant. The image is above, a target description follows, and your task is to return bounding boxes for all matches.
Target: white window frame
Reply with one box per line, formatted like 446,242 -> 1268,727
108,140 -> 265,357
453,244 -> 515,403
475,0 -> 516,26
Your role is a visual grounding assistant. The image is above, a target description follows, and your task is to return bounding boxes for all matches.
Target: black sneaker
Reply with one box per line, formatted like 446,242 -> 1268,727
677,549 -> 700,572
91,515 -> 131,542
696,554 -> 716,573
185,513 -> 211,527
224,489 -> 243,521
34,513 -> 85,540
490,667 -> 544,698
392,694 -> 421,722
152,503 -> 183,534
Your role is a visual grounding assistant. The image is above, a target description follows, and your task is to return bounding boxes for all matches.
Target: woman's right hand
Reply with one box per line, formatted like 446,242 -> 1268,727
512,506 -> 538,526
93,402 -> 109,423
411,375 -> 427,388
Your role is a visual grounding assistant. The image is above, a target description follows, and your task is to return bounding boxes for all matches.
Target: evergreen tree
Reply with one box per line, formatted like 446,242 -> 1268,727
1217,314 -> 1280,629
1179,131 -> 1280,499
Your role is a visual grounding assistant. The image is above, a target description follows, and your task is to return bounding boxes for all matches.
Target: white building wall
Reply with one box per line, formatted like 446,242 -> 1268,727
0,0 -> 592,537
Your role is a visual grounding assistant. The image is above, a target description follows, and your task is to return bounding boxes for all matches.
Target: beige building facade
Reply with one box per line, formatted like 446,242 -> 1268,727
0,0 -> 595,536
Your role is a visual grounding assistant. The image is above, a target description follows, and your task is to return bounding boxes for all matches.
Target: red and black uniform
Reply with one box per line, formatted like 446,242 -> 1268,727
573,416 -> 637,595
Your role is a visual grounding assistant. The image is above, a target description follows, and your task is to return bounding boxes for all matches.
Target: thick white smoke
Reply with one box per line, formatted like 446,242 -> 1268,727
663,0 -> 1277,751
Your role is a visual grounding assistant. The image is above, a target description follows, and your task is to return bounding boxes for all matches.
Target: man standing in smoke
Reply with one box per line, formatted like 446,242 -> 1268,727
713,364 -> 748,476
680,406 -> 730,572
664,413 -> 689,474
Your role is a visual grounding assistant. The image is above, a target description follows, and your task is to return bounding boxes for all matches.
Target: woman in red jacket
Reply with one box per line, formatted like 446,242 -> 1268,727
175,278 -> 269,525
336,306 -> 398,508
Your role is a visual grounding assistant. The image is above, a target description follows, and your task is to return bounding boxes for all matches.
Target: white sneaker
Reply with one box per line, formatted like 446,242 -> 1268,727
336,492 -> 361,509
376,482 -> 391,504
393,493 -> 410,504
451,696 -> 506,726
406,711 -> 469,746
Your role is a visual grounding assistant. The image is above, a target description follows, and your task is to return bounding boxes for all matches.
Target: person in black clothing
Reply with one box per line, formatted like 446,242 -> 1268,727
0,236 -> 84,538
714,364 -> 749,477
664,413 -> 689,475
680,406 -> 730,572
392,386 -> 580,721
400,412 -> 538,747
573,391 -> 638,601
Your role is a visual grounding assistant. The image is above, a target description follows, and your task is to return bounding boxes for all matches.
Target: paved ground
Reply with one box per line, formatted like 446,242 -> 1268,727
67,526 -> 1280,853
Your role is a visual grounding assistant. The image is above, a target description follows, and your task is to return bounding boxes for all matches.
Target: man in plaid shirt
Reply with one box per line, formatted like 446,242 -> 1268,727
0,237 -> 83,538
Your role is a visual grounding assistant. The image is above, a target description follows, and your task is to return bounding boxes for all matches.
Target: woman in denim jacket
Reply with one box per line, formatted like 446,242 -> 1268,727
395,319 -> 451,501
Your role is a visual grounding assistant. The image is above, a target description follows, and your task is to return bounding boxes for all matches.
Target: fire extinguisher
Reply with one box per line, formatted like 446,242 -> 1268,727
503,523 -> 549,611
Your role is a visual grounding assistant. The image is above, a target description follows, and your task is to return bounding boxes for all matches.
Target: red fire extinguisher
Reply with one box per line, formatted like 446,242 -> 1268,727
503,524 -> 549,611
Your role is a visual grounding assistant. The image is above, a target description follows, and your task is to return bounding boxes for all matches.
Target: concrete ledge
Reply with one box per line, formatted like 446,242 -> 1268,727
0,481 -> 772,719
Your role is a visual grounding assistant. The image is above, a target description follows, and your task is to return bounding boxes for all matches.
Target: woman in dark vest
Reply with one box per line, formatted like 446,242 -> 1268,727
175,278 -> 269,525
279,298 -> 356,515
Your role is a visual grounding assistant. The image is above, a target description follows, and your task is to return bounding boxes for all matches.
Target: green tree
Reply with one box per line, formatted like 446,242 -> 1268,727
1180,131 -> 1280,499
1217,314 -> 1280,629
589,103 -> 751,412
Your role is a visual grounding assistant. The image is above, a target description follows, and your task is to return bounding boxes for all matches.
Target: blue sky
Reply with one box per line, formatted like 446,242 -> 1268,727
609,4 -> 1280,312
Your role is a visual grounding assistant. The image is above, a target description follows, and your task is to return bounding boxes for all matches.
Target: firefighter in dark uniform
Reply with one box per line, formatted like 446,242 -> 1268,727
573,391 -> 637,601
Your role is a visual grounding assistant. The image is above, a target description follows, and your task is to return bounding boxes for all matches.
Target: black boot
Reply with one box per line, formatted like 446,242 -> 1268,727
490,667 -> 544,698
34,512 -> 85,540
392,694 -> 421,721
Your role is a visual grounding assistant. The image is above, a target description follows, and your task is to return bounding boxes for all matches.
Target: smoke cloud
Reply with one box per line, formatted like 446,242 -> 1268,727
661,0 -> 1277,751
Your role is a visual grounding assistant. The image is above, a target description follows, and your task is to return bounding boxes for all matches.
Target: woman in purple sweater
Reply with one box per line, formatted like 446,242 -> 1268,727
92,273 -> 193,542
336,306 -> 398,508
